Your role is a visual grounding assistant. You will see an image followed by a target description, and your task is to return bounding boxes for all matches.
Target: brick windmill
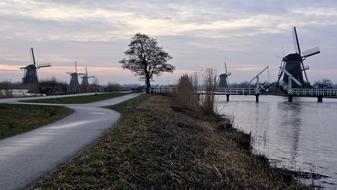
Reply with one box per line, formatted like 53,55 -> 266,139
20,48 -> 51,85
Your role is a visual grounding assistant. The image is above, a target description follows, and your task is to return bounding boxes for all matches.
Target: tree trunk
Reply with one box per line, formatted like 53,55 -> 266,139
145,75 -> 151,94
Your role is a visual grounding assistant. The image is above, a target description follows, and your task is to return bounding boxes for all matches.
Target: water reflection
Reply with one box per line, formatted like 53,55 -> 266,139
217,95 -> 337,188
278,102 -> 302,169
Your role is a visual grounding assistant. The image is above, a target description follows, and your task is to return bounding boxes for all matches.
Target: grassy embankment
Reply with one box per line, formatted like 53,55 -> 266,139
29,93 -> 305,189
23,92 -> 130,104
0,104 -> 72,140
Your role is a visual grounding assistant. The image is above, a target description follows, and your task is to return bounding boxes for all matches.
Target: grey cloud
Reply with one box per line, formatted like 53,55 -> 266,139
1,0 -> 337,84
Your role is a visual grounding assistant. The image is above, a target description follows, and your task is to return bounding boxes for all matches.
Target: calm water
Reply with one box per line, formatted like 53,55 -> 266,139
216,95 -> 337,188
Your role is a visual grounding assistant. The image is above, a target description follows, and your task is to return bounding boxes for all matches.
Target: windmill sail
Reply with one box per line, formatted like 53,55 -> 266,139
292,27 -> 301,55
31,48 -> 36,66
302,47 -> 320,58
225,61 -> 228,74
37,64 -> 51,69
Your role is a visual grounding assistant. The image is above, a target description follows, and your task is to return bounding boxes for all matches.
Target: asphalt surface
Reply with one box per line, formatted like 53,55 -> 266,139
0,93 -> 142,190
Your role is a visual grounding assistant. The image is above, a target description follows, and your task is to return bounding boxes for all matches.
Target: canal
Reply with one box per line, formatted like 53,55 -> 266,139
217,95 -> 337,188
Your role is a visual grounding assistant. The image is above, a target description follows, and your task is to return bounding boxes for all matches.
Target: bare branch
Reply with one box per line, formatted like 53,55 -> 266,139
119,33 -> 175,93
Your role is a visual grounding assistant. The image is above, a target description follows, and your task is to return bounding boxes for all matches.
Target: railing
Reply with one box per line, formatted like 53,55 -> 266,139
292,88 -> 337,97
212,88 -> 256,95
149,87 -> 177,94
150,87 -> 260,95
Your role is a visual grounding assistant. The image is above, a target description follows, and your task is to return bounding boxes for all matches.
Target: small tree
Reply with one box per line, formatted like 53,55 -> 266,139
120,33 -> 175,93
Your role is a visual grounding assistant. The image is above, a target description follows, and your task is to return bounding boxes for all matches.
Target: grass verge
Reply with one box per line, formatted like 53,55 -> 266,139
28,95 -> 305,189
0,104 -> 72,140
23,92 -> 130,104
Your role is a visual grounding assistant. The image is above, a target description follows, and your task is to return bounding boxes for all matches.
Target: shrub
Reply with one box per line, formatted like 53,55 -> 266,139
200,68 -> 217,115
0,81 -> 13,97
174,74 -> 198,110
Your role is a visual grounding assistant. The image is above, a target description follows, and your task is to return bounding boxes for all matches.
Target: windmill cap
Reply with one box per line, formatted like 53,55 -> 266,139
283,53 -> 302,62
219,73 -> 228,77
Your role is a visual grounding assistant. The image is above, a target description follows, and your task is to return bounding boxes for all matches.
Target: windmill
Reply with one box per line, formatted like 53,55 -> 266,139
20,48 -> 51,85
278,26 -> 320,88
218,61 -> 231,88
81,66 -> 95,86
67,61 -> 83,88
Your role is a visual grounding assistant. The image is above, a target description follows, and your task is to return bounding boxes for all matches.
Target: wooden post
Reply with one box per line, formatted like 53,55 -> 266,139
255,94 -> 259,103
226,94 -> 230,102
317,95 -> 323,103
288,95 -> 293,102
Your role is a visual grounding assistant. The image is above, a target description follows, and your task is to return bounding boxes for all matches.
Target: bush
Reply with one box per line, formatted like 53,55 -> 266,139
0,81 -> 13,97
174,74 -> 198,110
38,79 -> 68,95
200,68 -> 217,115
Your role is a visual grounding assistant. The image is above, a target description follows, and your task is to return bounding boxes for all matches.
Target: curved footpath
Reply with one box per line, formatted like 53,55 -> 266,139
0,93 -> 142,190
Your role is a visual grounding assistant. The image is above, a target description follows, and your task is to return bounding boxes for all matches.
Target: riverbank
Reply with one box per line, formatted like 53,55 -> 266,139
29,95 -> 306,189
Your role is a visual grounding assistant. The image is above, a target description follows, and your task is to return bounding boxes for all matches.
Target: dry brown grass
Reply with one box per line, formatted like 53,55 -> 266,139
174,74 -> 198,110
200,68 -> 217,115
29,95 -> 305,190
173,70 -> 218,115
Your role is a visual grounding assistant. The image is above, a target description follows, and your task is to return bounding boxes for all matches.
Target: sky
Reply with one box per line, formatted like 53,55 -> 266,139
0,0 -> 337,85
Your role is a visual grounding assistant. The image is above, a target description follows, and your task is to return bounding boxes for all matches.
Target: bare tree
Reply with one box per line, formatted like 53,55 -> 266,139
119,33 -> 175,93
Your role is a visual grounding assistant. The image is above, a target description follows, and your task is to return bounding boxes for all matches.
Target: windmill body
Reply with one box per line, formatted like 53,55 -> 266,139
81,76 -> 89,86
22,64 -> 38,84
69,73 -> 79,87
218,73 -> 229,88
282,53 -> 304,86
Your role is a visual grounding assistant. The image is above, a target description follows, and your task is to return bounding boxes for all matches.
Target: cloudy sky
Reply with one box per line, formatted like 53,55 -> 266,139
0,0 -> 336,85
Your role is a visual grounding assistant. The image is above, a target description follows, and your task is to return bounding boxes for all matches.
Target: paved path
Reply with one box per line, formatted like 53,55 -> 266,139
0,93 -> 142,190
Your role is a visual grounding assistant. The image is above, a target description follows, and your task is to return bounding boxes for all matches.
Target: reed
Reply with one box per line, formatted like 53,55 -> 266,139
200,68 -> 218,115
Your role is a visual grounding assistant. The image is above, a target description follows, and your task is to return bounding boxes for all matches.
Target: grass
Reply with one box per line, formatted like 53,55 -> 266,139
107,94 -> 150,112
0,104 -> 72,140
23,92 -> 130,104
28,95 -> 305,190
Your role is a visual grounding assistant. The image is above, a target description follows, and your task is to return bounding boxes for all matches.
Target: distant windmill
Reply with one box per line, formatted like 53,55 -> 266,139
67,61 -> 82,88
20,48 -> 51,85
81,66 -> 95,86
218,61 -> 231,88
278,26 -> 320,87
